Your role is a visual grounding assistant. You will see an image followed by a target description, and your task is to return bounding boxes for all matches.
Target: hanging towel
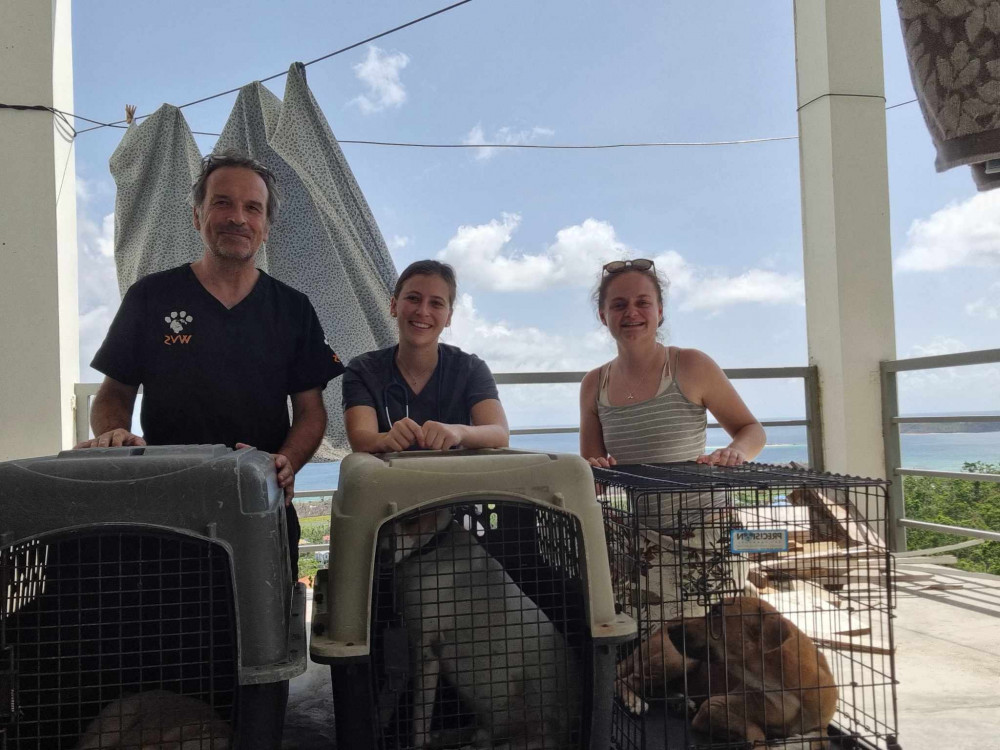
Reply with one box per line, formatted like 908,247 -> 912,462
896,0 -> 1000,189
215,63 -> 397,454
108,64 -> 398,454
108,105 -> 208,295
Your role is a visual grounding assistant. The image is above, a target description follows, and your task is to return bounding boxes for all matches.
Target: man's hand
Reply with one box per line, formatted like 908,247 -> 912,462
376,417 -> 424,453
274,453 -> 294,506
75,429 -> 146,449
236,443 -> 295,506
419,421 -> 463,451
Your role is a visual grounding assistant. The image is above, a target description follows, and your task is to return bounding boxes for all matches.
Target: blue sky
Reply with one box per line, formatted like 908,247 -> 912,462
71,0 -> 1000,429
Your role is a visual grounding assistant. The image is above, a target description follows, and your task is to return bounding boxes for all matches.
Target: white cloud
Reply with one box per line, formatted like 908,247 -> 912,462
77,210 -> 120,380
438,215 -> 633,291
965,298 -> 1000,320
679,270 -> 804,311
897,191 -> 1000,271
965,282 -> 1000,319
438,214 -> 801,312
76,177 -> 92,203
350,45 -> 410,114
898,336 -> 1000,412
388,234 -> 409,251
443,292 -> 613,373
910,336 -> 967,357
463,123 -> 554,160
441,293 -> 615,428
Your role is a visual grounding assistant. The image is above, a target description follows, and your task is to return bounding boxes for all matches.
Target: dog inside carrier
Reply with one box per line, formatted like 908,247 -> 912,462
594,462 -> 901,750
0,446 -> 306,750
2,530 -> 237,749
310,449 -> 636,750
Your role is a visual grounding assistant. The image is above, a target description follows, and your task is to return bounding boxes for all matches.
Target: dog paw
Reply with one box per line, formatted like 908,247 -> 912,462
616,683 -> 649,716
165,310 -> 194,333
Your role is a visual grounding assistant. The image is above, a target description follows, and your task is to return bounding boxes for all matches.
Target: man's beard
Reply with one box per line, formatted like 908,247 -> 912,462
209,238 -> 259,262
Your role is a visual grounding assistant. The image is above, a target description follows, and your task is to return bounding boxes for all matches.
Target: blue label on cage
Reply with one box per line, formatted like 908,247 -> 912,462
730,529 -> 788,554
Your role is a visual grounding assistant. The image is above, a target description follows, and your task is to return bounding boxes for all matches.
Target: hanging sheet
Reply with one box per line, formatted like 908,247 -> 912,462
108,63 -> 398,455
108,105 -> 208,296
897,0 -> 1000,189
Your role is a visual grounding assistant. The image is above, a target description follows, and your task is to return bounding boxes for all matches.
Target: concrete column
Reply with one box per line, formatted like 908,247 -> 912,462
793,0 -> 896,480
0,0 -> 80,460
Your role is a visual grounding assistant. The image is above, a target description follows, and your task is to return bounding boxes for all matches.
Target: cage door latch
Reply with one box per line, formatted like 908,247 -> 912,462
0,646 -> 17,730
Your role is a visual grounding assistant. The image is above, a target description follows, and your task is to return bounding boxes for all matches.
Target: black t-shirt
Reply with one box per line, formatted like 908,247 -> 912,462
342,343 -> 499,434
92,265 -> 345,454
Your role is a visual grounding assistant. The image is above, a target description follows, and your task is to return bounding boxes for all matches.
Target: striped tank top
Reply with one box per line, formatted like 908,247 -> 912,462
596,347 -> 707,464
597,347 -> 723,522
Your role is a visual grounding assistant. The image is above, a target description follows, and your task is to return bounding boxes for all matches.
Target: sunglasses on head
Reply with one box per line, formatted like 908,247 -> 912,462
603,258 -> 655,275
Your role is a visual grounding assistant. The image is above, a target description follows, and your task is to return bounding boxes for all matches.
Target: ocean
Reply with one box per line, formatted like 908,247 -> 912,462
295,424 -> 1000,495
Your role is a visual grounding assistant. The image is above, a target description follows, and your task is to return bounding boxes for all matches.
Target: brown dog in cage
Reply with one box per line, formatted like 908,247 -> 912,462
621,596 -> 837,747
391,507 -> 581,749
74,690 -> 232,749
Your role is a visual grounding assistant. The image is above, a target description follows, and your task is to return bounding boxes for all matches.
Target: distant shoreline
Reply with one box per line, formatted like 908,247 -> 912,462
899,422 -> 1000,434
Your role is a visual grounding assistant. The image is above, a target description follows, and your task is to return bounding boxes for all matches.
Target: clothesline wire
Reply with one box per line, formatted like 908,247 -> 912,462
72,0 -> 475,135
2,77 -> 919,149
0,0 -> 922,146
0,97 -> 921,149
180,134 -> 804,148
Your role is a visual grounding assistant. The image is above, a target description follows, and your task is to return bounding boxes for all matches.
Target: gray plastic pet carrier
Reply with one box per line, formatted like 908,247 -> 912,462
0,446 -> 306,750
593,461 -> 901,750
310,449 -> 636,750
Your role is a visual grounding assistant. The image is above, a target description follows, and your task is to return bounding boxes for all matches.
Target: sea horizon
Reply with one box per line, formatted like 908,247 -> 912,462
296,421 -> 1000,495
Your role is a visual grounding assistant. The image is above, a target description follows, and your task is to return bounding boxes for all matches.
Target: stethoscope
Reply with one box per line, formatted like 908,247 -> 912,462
382,346 -> 443,428
382,379 -> 410,426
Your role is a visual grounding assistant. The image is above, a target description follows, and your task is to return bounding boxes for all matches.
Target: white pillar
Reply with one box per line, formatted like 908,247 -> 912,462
794,0 -> 896,479
0,0 -> 80,460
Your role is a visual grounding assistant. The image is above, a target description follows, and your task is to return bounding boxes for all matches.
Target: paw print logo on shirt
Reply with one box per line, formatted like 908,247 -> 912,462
165,311 -> 194,333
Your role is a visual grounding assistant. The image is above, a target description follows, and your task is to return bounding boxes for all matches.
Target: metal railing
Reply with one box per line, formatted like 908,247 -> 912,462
494,366 -> 824,469
881,348 -> 1000,552
74,365 -> 823,556
75,365 -> 822,469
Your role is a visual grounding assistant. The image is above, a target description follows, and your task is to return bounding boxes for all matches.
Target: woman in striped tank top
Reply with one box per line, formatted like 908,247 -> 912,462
580,258 -> 764,469
579,260 -> 766,704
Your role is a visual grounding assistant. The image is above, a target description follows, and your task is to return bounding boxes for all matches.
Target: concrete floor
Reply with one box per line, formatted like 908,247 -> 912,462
287,564 -> 1000,749
891,564 -> 1000,750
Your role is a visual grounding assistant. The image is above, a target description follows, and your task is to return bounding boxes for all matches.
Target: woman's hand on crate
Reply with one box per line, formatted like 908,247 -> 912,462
586,455 -> 617,469
696,446 -> 747,467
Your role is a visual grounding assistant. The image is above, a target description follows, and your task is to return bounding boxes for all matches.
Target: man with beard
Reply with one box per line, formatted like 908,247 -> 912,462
79,151 -> 344,579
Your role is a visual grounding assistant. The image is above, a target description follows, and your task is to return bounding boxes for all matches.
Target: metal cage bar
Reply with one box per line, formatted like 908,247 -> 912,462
1,529 -> 237,749
367,500 -> 589,750
594,462 -> 898,750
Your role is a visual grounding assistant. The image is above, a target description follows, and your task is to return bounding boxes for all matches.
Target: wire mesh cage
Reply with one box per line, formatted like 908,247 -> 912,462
593,462 -> 901,750
0,446 -> 307,750
2,531 -> 236,749
310,449 -> 636,750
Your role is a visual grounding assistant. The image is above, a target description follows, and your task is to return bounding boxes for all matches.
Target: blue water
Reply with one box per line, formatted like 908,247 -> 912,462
295,424 -> 1000,496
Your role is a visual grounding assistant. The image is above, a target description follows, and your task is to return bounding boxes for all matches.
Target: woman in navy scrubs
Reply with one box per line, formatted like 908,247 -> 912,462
342,260 -> 509,453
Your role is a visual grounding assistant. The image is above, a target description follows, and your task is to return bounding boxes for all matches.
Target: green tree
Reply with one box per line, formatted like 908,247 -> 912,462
902,462 -> 1000,575
295,515 -> 331,584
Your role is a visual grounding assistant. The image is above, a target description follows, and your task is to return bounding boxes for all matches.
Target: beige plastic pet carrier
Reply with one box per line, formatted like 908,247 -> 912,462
310,449 -> 636,750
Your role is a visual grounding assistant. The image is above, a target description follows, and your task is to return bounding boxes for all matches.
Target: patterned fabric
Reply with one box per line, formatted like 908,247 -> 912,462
897,0 -> 1000,187
108,63 -> 397,454
108,107 -> 206,295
